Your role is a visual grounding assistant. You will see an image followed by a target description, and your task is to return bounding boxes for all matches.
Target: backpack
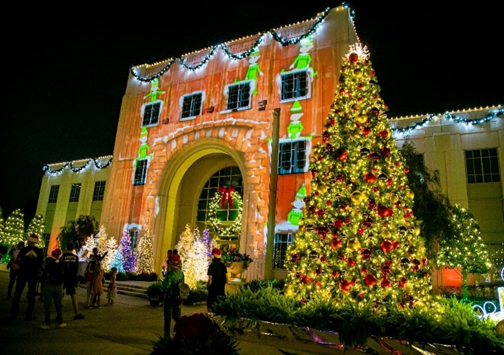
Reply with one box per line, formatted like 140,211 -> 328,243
178,281 -> 190,301
46,259 -> 66,285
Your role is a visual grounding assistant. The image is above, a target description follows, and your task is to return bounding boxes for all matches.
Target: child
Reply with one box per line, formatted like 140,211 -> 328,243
105,267 -> 118,306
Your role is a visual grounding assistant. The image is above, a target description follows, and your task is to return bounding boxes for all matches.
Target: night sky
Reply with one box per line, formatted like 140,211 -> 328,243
1,1 -> 502,221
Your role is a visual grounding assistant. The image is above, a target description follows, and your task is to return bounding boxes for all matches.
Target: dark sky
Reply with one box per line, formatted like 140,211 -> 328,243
1,1 -> 502,220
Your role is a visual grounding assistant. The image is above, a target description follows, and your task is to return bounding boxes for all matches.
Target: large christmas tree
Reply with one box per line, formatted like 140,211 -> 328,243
0,208 -> 25,248
285,44 -> 431,309
437,204 -> 491,300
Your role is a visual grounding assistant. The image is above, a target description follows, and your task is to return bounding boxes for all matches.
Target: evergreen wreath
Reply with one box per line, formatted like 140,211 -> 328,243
208,190 -> 243,237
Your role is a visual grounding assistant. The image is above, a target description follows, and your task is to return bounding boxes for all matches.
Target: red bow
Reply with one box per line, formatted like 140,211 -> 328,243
219,187 -> 235,209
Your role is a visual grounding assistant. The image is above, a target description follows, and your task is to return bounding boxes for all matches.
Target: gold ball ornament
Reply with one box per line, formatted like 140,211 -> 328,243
317,182 -> 328,194
406,233 -> 413,240
356,115 -> 368,123
406,190 -> 415,199
381,230 -> 392,239
284,285 -> 295,297
354,69 -> 363,77
414,226 -> 421,236
351,191 -> 363,204
391,194 -> 399,203
415,300 -> 426,308
496,320 -> 504,336
347,238 -> 361,251
403,283 -> 413,292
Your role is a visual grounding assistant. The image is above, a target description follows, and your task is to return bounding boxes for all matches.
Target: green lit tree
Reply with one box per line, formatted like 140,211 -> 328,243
58,215 -> 98,250
436,204 -> 491,301
135,229 -> 154,274
27,214 -> 46,250
284,44 -> 431,309
0,208 -> 25,248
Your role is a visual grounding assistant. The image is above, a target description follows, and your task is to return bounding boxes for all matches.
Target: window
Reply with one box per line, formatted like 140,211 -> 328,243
465,148 -> 500,183
278,140 -> 308,175
134,159 -> 148,186
273,233 -> 294,268
225,82 -> 251,111
142,102 -> 161,127
48,185 -> 59,203
280,69 -> 309,101
181,92 -> 203,120
129,229 -> 139,250
69,183 -> 81,202
93,181 -> 106,201
197,167 -> 243,222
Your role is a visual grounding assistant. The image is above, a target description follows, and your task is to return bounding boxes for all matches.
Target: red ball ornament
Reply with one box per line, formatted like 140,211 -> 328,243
399,277 -> 407,288
381,147 -> 391,157
344,217 -> 351,224
347,258 -> 356,267
336,149 -> 347,162
404,167 -> 410,173
326,200 -> 332,206
339,88 -> 345,95
368,200 -> 376,209
392,240 -> 400,249
336,174 -> 345,182
338,254 -> 346,261
364,172 -> 377,183
363,127 -> 371,136
361,248 -> 371,260
381,278 -> 391,288
373,187 -> 380,193
377,205 -> 393,217
331,238 -> 343,250
339,279 -> 353,292
380,240 -> 394,253
334,219 -> 344,229
370,70 -> 375,77
331,270 -> 339,278
315,268 -> 322,275
379,130 -> 389,138
330,119 -> 336,126
349,52 -> 359,63
317,209 -> 325,217
361,267 -> 367,274
364,274 -> 376,287
371,107 -> 380,116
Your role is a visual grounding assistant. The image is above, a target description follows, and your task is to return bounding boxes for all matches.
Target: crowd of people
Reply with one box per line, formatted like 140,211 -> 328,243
6,233 -> 231,337
6,233 -> 114,329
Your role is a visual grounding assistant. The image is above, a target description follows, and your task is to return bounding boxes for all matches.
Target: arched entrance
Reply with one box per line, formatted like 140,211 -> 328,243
153,140 -> 246,272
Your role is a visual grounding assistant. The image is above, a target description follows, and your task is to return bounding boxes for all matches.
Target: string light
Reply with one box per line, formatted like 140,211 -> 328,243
43,156 -> 113,176
130,7 -> 332,82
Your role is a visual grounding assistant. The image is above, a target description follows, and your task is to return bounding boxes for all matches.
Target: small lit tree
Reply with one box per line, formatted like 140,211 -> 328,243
103,237 -> 118,271
0,208 -> 25,248
27,214 -> 46,250
437,204 -> 491,301
109,246 -> 125,273
175,224 -> 197,287
96,225 -> 109,254
135,229 -> 155,274
120,229 -> 135,273
192,227 -> 210,283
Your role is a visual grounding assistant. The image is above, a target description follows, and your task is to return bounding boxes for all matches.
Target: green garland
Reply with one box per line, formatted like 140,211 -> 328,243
208,191 -> 243,238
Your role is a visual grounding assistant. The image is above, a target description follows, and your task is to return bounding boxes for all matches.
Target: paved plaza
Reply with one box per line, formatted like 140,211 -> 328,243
0,269 -> 333,355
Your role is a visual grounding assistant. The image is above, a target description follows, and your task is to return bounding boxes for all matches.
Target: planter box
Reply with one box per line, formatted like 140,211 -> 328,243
212,315 -> 462,355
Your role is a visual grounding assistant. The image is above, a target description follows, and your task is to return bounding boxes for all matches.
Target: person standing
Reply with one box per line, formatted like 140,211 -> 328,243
10,234 -> 44,321
62,242 -> 85,320
207,248 -> 228,312
162,254 -> 184,338
7,241 -> 25,299
90,259 -> 105,308
104,267 -> 118,306
161,250 -> 172,277
40,248 -> 67,329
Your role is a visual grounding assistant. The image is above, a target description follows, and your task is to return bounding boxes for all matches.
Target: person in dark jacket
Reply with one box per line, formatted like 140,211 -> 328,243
62,242 -> 84,320
10,234 -> 44,321
162,254 -> 184,338
40,248 -> 68,329
207,248 -> 228,312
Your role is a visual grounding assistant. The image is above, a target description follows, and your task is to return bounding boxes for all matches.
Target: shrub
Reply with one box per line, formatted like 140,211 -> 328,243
146,281 -> 165,300
184,280 -> 208,305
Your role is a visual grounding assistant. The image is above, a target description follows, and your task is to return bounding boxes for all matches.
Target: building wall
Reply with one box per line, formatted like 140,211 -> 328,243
392,108 -> 504,291
100,6 -> 359,277
35,157 -> 112,254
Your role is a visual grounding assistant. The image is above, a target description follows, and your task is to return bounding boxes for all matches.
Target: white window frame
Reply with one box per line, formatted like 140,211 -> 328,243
134,159 -> 149,186
69,183 -> 82,202
221,80 -> 252,113
276,138 -> 311,175
279,68 -> 311,103
180,91 -> 205,121
141,100 -> 163,127
273,232 -> 294,269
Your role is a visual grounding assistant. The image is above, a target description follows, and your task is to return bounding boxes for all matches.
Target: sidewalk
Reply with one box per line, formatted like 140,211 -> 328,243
0,269 -> 330,355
